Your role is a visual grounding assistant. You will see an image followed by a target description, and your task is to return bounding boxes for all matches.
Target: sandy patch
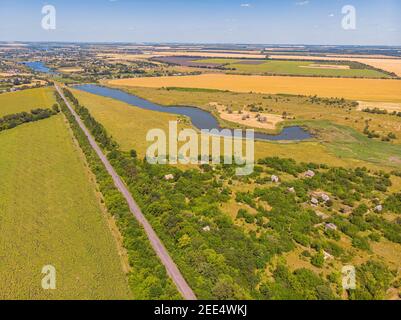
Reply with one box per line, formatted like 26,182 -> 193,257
300,64 -> 350,70
357,101 -> 401,112
326,54 -> 398,59
58,67 -> 83,73
371,240 -> 401,269
0,72 -> 31,77
215,104 -> 283,130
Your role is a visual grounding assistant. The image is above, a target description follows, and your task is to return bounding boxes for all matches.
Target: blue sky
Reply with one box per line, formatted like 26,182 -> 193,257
0,0 -> 400,45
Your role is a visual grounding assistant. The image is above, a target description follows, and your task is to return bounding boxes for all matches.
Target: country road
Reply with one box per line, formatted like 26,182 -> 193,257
55,85 -> 197,300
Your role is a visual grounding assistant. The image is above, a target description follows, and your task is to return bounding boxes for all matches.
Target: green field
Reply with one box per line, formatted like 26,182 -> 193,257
0,87 -> 56,116
0,115 -> 132,299
195,58 -> 391,78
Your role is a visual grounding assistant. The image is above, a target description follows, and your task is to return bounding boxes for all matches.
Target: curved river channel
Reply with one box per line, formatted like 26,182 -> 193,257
74,84 -> 312,142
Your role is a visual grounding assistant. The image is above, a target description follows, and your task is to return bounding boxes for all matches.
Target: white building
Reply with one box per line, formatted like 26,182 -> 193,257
304,170 -> 315,178
271,175 -> 279,183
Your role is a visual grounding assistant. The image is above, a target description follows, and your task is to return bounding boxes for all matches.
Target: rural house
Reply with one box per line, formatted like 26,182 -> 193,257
271,175 -> 279,183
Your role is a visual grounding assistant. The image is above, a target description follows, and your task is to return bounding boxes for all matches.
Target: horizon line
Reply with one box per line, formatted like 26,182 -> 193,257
1,41 -> 401,48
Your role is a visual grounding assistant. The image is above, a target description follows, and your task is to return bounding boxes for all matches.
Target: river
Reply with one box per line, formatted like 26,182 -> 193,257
74,84 -> 312,142
22,61 -> 56,74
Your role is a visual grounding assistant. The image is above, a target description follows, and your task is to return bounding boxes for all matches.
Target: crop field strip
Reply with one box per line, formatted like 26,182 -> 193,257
107,74 -> 401,103
0,115 -> 132,299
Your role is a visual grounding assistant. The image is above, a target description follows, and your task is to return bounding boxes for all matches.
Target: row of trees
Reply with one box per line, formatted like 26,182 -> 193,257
0,105 -> 59,132
363,107 -> 401,118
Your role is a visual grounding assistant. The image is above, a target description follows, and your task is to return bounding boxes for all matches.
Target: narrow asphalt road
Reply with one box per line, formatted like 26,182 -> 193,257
55,84 -> 197,300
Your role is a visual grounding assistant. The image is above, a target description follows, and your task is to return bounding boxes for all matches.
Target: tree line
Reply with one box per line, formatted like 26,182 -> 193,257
0,105 -> 59,132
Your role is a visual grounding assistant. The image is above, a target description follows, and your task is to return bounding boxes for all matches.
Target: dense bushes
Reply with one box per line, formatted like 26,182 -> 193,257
363,107 -> 401,118
260,265 -> 335,300
349,260 -> 393,300
0,106 -> 59,131
384,193 -> 401,214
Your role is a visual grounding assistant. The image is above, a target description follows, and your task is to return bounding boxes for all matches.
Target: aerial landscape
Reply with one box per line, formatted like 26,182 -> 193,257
0,0 -> 401,304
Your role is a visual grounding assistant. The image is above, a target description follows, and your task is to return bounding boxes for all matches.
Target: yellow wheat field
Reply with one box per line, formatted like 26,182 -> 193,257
108,74 -> 401,102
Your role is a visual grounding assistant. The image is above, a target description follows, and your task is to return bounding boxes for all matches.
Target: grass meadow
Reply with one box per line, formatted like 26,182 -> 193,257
0,114 -> 132,299
0,87 -> 56,116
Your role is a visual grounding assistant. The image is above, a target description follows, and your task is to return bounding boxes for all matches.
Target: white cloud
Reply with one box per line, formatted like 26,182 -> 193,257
329,13 -> 335,17
295,1 -> 309,6
240,3 -> 252,8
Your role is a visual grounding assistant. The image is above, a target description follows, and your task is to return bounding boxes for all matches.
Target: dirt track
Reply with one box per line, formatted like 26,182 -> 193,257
55,84 -> 197,300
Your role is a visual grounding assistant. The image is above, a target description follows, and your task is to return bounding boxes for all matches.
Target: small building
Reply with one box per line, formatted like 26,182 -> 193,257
311,197 -> 319,206
323,250 -> 334,261
374,205 -> 383,213
271,175 -> 279,183
321,193 -> 330,203
287,187 -> 295,193
202,226 -> 211,232
164,174 -> 175,181
304,170 -> 316,178
325,223 -> 338,231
